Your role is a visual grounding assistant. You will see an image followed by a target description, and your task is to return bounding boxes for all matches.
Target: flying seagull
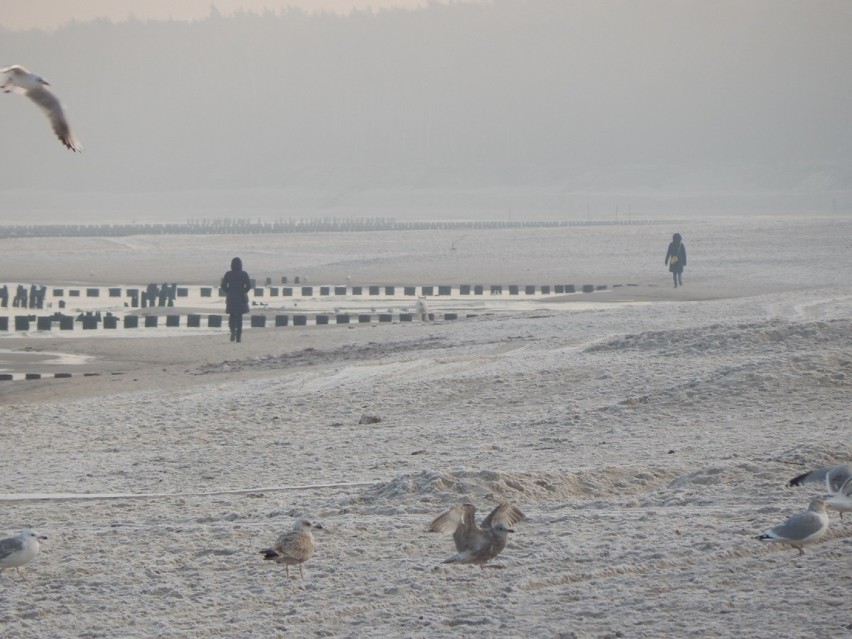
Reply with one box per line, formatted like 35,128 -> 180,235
756,498 -> 829,556
429,502 -> 525,568
0,529 -> 48,578
1,65 -> 82,152
259,519 -> 322,578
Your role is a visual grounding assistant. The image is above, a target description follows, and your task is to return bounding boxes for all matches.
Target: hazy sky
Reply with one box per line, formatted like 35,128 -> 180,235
2,0 -> 849,221
1,0 -> 470,30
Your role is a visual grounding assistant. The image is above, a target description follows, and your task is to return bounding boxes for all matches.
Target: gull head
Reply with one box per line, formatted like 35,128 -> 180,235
295,519 -> 323,532
492,522 -> 515,536
808,498 -> 827,513
20,529 -> 47,542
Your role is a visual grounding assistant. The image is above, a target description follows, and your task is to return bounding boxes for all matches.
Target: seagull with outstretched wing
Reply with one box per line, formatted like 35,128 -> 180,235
430,502 -> 526,568
2,64 -> 82,152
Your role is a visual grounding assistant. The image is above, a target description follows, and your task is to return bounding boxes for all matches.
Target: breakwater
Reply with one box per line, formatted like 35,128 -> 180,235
0,217 -> 663,239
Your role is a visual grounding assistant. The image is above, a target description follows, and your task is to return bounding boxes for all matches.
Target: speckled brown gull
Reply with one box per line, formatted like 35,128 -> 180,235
259,519 -> 322,578
1,65 -> 82,151
429,503 -> 525,568
0,529 -> 47,578
756,498 -> 829,556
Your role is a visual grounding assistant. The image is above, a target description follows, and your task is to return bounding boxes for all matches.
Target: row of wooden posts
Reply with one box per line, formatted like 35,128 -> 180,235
23,282 -> 603,305
0,371 -> 103,381
0,311 -> 456,332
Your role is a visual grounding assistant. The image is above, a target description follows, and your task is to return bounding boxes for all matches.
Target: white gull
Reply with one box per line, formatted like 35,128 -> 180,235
756,498 -> 829,556
0,529 -> 47,578
2,64 -> 82,152
788,463 -> 852,493
788,463 -> 852,518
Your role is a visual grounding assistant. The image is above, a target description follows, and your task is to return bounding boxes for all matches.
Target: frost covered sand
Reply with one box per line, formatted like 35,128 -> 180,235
1,214 -> 851,638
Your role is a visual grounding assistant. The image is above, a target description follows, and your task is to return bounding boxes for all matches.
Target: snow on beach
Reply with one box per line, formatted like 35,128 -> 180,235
0,214 -> 851,638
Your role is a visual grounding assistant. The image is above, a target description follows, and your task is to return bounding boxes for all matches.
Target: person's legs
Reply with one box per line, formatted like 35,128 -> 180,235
235,314 -> 243,342
678,271 -> 683,286
673,271 -> 678,288
228,313 -> 237,341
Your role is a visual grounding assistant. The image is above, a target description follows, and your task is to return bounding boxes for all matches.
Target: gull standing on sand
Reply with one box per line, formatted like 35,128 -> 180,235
259,519 -> 322,578
430,503 -> 525,568
756,498 -> 829,556
0,529 -> 47,578
1,65 -> 82,152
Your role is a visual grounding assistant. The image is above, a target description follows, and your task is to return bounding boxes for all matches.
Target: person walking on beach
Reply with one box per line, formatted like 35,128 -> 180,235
665,232 -> 687,288
16,284 -> 28,308
146,282 -> 159,308
222,257 -> 252,342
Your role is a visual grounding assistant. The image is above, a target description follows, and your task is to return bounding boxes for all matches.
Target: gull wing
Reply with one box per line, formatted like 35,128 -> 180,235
767,510 -> 826,542
429,504 -> 468,534
481,503 -> 526,529
274,530 -> 314,562
0,534 -> 25,561
788,464 -> 852,493
24,85 -> 81,152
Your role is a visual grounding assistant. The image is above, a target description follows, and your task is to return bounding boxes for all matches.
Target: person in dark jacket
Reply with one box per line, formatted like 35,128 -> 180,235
665,233 -> 687,288
221,257 -> 252,342
146,282 -> 159,309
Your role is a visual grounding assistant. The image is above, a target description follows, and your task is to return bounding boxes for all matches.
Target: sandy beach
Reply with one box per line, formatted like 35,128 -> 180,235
1,213 -> 850,638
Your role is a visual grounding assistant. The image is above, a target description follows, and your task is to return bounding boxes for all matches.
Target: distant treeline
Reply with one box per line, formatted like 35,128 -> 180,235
0,217 -> 663,239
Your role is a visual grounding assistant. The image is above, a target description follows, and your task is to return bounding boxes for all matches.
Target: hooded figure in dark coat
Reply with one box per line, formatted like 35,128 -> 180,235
222,257 -> 252,342
665,233 -> 686,288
